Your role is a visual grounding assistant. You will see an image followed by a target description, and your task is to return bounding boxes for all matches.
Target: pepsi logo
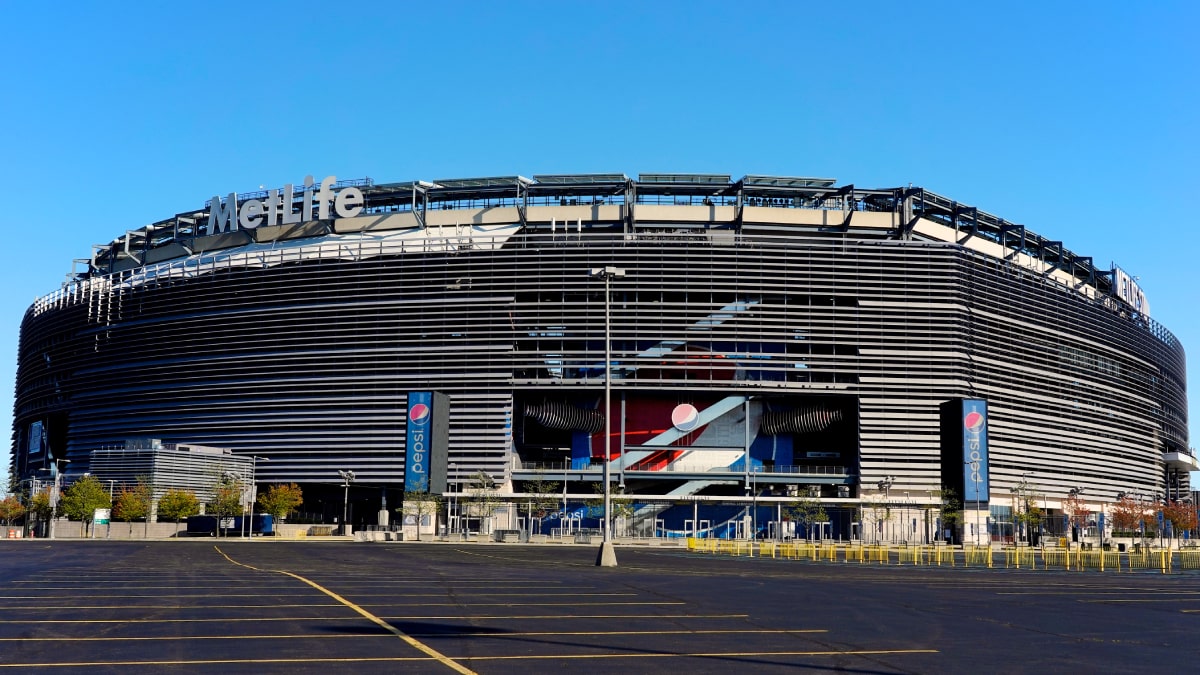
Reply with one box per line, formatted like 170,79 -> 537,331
409,403 -> 430,423
963,410 -> 984,431
671,403 -> 701,432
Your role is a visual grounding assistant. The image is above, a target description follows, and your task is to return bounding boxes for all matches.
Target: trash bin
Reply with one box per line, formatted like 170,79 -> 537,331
1117,543 -> 1126,553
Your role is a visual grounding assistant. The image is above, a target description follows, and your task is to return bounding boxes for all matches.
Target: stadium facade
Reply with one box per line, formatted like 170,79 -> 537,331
12,172 -> 1192,540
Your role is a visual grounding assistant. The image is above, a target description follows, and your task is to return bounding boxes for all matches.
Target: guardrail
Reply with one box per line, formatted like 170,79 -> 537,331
685,539 -> 1198,574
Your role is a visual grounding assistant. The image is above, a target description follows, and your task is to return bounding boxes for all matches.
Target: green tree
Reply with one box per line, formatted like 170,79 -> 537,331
257,483 -> 304,536
400,486 -> 442,541
0,496 -> 25,526
59,475 -> 112,537
29,488 -> 53,522
935,487 -> 963,542
611,487 -> 636,536
112,489 -> 147,521
158,489 -> 201,536
522,471 -> 561,534
784,497 -> 828,541
466,470 -> 501,535
208,475 -> 245,537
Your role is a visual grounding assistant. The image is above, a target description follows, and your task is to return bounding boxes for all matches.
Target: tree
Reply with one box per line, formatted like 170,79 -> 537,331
112,477 -> 156,538
522,471 -> 561,534
1013,491 -> 1044,545
935,486 -> 963,543
112,489 -> 147,522
0,496 -> 25,526
466,470 -> 501,535
208,475 -> 245,537
59,475 -> 112,537
1162,501 -> 1198,542
610,487 -> 636,537
1062,493 -> 1090,541
257,483 -> 304,536
863,498 -> 893,543
158,489 -> 201,536
1111,495 -> 1145,535
784,497 -> 828,541
29,488 -> 53,527
400,485 -> 442,542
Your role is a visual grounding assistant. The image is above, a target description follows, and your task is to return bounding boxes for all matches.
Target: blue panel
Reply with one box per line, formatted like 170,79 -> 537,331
405,391 -> 433,491
961,399 -> 990,504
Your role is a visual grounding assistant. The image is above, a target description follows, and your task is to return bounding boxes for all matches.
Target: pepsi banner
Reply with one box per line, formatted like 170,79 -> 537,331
405,391 -> 449,493
939,398 -> 990,507
961,399 -> 990,504
405,391 -> 433,491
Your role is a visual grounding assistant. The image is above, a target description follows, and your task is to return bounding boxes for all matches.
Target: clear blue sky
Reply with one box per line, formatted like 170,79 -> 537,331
2,2 -> 1197,476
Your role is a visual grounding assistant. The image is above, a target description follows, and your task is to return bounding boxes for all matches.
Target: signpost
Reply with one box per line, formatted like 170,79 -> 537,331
93,509 -> 110,539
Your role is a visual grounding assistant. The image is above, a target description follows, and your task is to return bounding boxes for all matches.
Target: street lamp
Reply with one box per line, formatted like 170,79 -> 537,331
745,466 -> 759,542
589,265 -> 625,568
338,470 -> 356,536
448,462 -> 457,536
1068,486 -> 1085,544
876,475 -> 894,543
106,479 -> 115,539
244,456 -> 268,538
48,459 -> 70,540
964,461 -> 982,545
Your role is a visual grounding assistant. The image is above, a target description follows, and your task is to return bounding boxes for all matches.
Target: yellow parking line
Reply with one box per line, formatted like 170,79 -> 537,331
0,617 -> 366,624
0,613 -> 749,624
0,649 -> 939,669
214,546 -> 475,675
416,629 -> 829,637
459,649 -> 939,661
0,634 -> 391,642
0,604 -> 341,610
0,629 -> 826,642
0,657 -> 434,668
380,613 -> 750,620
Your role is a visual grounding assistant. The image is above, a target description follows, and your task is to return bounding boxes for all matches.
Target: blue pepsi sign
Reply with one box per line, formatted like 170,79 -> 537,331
961,399 -> 989,504
405,391 -> 433,491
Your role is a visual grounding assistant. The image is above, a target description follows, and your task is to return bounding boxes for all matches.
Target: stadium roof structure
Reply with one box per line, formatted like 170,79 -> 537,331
76,173 -> 1129,314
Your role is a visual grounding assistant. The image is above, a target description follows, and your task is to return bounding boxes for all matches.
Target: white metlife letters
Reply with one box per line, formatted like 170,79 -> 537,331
206,175 -> 364,235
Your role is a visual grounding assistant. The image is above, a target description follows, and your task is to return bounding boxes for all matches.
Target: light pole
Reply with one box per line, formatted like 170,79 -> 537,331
106,479 -> 115,539
1068,486 -> 1085,545
448,462 -> 457,536
243,456 -> 268,538
589,265 -> 624,568
338,470 -> 356,536
745,467 -> 759,542
964,461 -> 982,545
48,459 -> 70,540
876,475 -> 894,543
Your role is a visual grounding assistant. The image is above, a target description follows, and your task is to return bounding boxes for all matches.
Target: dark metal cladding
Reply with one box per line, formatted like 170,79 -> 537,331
11,174 -> 1189,506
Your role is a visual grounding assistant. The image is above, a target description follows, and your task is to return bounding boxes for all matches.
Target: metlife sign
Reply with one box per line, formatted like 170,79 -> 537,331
205,175 -> 364,235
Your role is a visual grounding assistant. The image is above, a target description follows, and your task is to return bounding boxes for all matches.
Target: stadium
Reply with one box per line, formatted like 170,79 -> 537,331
12,172 -> 1192,542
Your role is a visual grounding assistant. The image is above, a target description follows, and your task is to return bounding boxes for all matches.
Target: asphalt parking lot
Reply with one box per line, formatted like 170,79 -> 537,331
0,541 -> 1197,673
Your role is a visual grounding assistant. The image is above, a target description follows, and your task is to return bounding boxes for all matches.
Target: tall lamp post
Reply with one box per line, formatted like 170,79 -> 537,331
106,479 -> 115,539
589,265 -> 625,568
48,459 -> 70,540
338,470 -> 356,536
448,462 -> 457,536
244,456 -> 268,538
876,475 -> 894,543
964,461 -> 982,545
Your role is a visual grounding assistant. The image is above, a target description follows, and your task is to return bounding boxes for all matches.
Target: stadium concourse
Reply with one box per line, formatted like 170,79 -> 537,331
12,172 -> 1192,546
